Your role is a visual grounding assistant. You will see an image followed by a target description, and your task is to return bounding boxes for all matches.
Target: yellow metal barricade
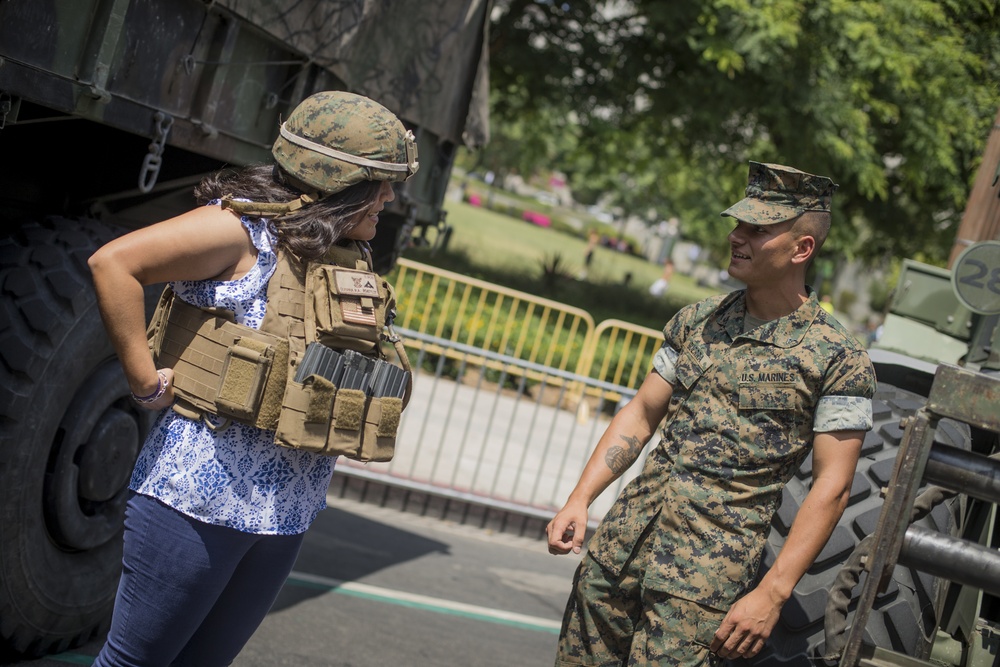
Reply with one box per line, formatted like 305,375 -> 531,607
389,259 -> 665,414
574,319 -> 662,404
392,259 -> 595,386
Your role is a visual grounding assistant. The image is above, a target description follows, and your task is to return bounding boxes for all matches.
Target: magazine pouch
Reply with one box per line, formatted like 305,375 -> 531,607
273,377 -> 402,462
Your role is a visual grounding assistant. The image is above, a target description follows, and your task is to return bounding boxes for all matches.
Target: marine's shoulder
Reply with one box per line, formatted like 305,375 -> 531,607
665,295 -> 720,335
809,309 -> 868,354
680,292 -> 736,321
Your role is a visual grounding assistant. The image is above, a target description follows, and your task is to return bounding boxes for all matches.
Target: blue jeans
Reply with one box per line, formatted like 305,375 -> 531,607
93,492 -> 306,667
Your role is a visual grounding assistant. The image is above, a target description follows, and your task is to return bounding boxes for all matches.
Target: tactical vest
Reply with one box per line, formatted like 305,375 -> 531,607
145,241 -> 410,462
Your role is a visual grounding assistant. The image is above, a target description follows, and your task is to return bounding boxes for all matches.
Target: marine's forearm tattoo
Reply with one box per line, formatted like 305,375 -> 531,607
604,434 -> 643,475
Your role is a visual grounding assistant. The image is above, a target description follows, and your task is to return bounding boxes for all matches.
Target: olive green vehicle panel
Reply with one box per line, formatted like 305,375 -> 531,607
872,258 -> 1000,381
886,261 -> 974,341
0,0 -> 488,227
871,260 -> 976,368
216,0 -> 491,148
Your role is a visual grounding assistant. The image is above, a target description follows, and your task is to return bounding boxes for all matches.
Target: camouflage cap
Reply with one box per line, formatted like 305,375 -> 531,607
272,90 -> 419,195
721,161 -> 838,225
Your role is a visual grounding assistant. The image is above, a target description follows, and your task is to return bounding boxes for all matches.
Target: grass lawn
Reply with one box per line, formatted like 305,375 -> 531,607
396,198 -> 721,331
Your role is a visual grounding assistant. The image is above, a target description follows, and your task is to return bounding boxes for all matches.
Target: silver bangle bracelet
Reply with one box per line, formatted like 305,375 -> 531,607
131,370 -> 169,404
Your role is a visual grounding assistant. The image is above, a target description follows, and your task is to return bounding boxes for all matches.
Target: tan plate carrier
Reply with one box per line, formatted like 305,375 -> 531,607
146,242 -> 411,462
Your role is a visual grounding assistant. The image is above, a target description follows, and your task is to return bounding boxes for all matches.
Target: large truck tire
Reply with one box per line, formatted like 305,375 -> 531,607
746,382 -> 971,667
368,210 -> 415,275
0,218 -> 154,659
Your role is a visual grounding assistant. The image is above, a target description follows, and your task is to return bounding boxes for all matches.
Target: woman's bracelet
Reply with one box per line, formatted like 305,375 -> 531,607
131,370 -> 169,404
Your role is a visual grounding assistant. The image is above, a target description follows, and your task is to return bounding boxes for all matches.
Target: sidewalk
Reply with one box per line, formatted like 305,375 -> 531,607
333,370 -> 647,538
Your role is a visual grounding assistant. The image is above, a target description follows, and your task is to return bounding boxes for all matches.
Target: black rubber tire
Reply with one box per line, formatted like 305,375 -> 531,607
367,211 -> 414,275
0,218 -> 155,659
744,382 -> 971,667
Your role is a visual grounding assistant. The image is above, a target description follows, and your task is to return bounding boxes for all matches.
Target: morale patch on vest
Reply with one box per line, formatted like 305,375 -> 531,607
335,270 -> 380,298
740,371 -> 793,383
341,296 -> 377,326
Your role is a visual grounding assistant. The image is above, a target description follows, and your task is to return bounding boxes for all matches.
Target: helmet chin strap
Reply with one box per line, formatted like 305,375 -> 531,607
220,192 -> 320,219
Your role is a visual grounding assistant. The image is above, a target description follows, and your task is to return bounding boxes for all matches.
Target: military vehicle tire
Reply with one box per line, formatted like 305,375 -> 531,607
368,210 -> 414,275
0,218 -> 154,659
744,381 -> 971,667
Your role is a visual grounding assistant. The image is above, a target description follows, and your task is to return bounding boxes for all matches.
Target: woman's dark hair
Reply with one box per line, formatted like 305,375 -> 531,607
193,164 -> 384,260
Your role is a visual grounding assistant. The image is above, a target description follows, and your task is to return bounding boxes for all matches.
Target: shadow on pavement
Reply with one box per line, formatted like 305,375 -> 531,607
268,504 -> 450,613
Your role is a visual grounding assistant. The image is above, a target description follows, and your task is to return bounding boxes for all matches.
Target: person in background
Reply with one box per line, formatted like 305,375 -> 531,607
547,161 -> 876,667
580,229 -> 600,279
87,91 -> 417,667
649,260 -> 675,298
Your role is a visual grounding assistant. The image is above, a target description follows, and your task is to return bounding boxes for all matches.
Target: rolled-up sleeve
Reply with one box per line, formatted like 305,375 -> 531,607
652,344 -> 679,385
814,395 -> 873,432
813,349 -> 876,433
652,302 -> 701,386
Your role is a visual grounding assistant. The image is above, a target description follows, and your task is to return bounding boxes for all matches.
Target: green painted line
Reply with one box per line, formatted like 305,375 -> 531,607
44,571 -> 559,665
286,571 -> 561,635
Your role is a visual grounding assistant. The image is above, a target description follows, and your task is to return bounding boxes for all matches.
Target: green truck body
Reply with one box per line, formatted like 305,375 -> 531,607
0,0 -> 490,269
0,0 -> 489,657
820,119 -> 1000,667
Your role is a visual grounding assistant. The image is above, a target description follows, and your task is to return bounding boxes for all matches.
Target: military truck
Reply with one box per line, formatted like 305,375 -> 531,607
0,0 -> 489,658
751,113 -> 1000,667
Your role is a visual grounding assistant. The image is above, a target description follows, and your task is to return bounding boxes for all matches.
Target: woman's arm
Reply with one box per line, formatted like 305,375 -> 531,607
87,205 -> 256,406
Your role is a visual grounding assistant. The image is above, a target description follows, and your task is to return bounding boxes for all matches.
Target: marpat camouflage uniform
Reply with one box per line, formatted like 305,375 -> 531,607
556,290 -> 875,667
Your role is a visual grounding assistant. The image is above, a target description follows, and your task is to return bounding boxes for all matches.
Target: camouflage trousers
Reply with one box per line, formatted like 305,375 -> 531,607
555,552 -> 725,667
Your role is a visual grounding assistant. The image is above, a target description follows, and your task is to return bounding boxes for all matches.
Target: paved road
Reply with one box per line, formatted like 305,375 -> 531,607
11,496 -> 580,667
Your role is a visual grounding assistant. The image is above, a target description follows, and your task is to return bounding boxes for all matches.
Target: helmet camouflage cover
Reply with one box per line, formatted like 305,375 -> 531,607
272,91 -> 419,195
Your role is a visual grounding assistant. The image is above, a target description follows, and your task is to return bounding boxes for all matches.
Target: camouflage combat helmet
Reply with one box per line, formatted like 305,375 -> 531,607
272,90 -> 419,196
221,91 -> 419,219
721,161 -> 837,225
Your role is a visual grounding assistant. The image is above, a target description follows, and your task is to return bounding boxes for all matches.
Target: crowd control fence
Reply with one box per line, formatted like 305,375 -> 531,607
333,259 -> 667,535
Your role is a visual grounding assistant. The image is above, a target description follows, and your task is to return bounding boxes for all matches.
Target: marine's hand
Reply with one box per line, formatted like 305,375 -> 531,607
709,587 -> 782,659
546,502 -> 587,555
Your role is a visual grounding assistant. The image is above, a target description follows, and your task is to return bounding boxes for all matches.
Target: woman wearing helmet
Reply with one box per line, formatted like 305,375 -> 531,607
87,91 -> 417,667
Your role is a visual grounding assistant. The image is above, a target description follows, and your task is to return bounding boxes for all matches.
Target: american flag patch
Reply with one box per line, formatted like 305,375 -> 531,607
341,296 -> 377,326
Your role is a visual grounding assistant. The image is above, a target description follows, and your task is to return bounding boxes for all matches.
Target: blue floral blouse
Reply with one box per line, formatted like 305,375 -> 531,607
130,208 -> 336,535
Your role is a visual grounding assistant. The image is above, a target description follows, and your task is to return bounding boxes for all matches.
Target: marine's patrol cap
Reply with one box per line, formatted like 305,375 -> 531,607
722,161 -> 837,225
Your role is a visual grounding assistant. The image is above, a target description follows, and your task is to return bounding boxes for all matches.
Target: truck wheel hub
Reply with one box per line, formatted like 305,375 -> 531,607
44,360 -> 141,551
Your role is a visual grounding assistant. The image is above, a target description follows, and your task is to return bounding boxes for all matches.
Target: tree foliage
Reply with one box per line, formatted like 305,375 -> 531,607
485,0 -> 1000,264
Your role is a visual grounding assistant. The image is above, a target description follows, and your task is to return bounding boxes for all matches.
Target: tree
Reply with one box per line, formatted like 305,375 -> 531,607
487,0 -> 1000,264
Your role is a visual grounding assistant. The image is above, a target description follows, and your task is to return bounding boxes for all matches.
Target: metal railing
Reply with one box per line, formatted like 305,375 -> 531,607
576,318 -> 662,400
393,258 -> 595,373
338,260 -> 666,526
392,258 -> 662,395
338,329 -> 655,525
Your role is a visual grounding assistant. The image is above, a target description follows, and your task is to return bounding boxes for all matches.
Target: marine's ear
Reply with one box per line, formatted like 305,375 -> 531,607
791,233 -> 816,266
